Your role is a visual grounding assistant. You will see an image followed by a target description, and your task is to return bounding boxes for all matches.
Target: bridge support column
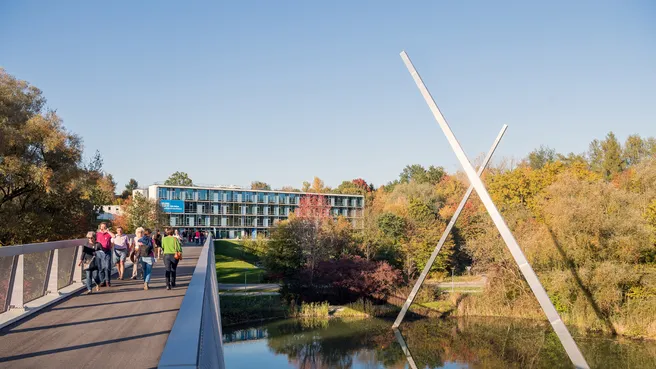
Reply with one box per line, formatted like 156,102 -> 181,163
9,254 -> 25,311
47,249 -> 60,295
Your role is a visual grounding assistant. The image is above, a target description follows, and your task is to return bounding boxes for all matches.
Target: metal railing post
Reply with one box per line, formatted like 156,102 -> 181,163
73,246 -> 83,283
47,249 -> 59,295
9,254 -> 25,311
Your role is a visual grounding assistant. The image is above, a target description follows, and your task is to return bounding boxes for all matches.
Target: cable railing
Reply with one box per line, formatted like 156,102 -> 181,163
158,234 -> 225,369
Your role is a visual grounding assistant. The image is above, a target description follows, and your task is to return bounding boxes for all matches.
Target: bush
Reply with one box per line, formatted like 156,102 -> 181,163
288,256 -> 402,304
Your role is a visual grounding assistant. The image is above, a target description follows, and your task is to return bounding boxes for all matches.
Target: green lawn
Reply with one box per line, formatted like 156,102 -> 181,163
215,240 -> 266,284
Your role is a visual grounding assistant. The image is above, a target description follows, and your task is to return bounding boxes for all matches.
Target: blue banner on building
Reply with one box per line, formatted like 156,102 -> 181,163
160,199 -> 184,213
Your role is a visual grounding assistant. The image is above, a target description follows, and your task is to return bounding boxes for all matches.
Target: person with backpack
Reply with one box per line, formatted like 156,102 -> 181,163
77,231 -> 103,294
134,227 -> 155,290
162,227 -> 183,290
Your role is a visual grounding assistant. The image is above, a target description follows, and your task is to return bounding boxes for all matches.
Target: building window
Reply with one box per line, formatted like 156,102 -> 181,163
158,187 -> 169,200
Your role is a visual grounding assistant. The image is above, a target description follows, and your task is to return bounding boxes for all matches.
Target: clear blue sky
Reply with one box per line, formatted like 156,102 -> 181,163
1,1 -> 654,192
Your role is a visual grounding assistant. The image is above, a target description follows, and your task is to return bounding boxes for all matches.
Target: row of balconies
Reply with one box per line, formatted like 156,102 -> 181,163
171,217 -> 364,228
159,193 -> 363,207
176,209 -> 363,217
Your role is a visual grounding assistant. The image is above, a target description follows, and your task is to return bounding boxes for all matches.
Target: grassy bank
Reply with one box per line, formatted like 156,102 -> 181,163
214,240 -> 266,284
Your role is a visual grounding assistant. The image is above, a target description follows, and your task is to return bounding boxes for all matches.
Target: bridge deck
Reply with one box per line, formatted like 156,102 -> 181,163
0,245 -> 201,369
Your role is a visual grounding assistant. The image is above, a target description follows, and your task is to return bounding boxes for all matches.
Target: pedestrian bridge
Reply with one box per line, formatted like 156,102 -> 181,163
0,236 -> 224,369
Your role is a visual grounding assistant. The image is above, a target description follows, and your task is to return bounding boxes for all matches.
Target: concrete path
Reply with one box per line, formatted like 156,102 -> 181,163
0,245 -> 201,369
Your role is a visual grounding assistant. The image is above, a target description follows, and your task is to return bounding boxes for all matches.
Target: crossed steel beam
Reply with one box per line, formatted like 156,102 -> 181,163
394,51 -> 590,369
393,124 -> 507,328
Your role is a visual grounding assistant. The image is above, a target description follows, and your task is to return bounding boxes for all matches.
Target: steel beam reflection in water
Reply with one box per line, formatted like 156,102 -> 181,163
393,328 -> 418,369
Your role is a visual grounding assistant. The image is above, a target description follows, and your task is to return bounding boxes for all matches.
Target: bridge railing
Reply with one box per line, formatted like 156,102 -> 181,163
0,238 -> 86,327
0,236 -> 135,328
158,234 -> 225,369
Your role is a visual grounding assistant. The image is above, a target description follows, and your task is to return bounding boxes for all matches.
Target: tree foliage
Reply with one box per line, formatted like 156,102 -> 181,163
164,171 -> 193,186
120,178 -> 139,199
0,69 -> 114,244
114,192 -> 167,233
251,181 -> 271,190
526,145 -> 556,169
261,130 -> 656,337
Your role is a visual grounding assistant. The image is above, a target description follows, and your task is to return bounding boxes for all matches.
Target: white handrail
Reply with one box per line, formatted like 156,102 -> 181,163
158,235 -> 225,368
0,235 -> 135,328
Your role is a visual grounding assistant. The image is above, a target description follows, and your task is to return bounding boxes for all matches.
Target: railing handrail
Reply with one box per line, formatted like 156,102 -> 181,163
0,238 -> 86,257
158,235 -> 225,368
0,234 -> 137,258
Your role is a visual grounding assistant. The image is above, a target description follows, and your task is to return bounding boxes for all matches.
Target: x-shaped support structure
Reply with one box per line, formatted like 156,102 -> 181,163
393,51 -> 589,369
393,124 -> 507,329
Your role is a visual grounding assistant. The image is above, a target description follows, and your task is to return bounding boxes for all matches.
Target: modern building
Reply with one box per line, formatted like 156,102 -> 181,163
137,184 -> 364,239
97,205 -> 122,221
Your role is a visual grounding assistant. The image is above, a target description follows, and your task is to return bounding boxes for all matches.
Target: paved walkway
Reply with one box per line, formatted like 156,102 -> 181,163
0,245 -> 201,369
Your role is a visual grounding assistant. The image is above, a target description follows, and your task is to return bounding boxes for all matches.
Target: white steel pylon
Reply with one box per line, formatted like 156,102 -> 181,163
393,124 -> 507,328
398,51 -> 590,369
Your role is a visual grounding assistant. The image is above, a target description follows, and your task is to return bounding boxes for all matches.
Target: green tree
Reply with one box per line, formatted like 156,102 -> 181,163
164,171 -> 193,186
623,134 -> 648,166
122,192 -> 167,232
589,132 -> 624,180
377,212 -> 407,240
120,178 -> 139,199
0,68 -> 109,244
526,145 -> 556,169
399,164 -> 445,185
251,181 -> 271,190
336,180 -> 366,195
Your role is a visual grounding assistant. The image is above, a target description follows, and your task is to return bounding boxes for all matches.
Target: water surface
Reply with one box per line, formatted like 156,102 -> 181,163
223,317 -> 656,368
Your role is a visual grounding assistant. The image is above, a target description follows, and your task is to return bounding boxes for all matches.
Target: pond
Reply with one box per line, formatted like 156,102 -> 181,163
222,317 -> 656,368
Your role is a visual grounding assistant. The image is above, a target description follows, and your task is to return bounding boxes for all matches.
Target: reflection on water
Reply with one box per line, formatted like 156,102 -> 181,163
223,317 -> 656,369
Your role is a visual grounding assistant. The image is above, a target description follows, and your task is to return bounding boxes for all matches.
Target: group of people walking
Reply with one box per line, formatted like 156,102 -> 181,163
181,229 -> 207,245
78,222 -> 184,294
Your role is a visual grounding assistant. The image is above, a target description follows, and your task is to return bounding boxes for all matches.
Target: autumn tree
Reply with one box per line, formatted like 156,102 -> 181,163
302,176 -> 330,193
251,181 -> 271,190
119,192 -> 167,233
164,171 -> 193,186
336,178 -> 373,195
0,68 -> 112,244
278,186 -> 301,192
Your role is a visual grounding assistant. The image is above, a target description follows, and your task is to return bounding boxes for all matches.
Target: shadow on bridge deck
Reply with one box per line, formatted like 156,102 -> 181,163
0,245 -> 202,369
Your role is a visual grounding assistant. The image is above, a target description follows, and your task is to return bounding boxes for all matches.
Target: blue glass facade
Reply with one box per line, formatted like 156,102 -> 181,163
151,185 -> 364,239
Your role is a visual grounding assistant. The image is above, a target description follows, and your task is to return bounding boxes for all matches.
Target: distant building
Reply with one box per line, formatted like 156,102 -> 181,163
136,184 -> 365,239
97,205 -> 122,221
